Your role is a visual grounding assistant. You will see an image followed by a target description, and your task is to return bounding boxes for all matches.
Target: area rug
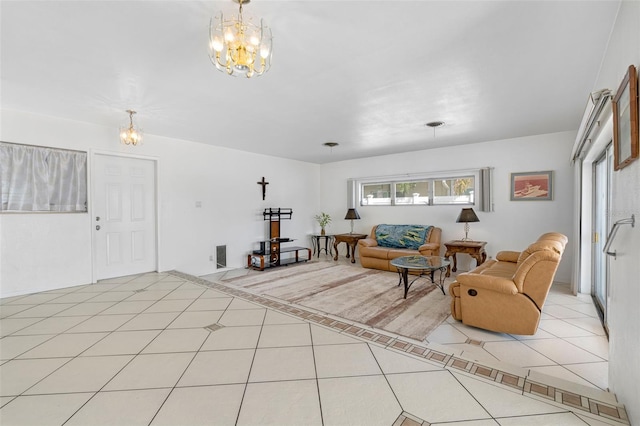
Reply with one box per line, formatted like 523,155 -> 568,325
222,262 -> 453,341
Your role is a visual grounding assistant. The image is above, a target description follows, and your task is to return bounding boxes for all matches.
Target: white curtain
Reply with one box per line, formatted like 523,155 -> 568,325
0,142 -> 87,212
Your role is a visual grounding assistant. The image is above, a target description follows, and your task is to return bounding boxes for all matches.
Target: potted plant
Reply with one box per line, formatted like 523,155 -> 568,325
315,212 -> 332,235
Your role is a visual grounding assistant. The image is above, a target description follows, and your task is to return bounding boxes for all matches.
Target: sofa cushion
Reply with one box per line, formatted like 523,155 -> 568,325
375,224 -> 432,250
479,261 -> 516,279
386,248 -> 422,259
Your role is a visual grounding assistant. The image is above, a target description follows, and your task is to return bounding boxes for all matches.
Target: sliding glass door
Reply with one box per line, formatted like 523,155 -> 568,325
592,144 -> 612,330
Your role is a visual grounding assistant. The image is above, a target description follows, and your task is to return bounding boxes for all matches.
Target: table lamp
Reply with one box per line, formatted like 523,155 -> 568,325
344,208 -> 361,234
456,208 -> 479,241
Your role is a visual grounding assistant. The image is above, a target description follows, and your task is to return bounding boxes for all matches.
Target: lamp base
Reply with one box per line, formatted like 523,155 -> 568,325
461,223 -> 471,241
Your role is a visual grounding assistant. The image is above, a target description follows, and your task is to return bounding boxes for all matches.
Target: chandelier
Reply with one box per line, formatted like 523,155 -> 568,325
119,110 -> 143,146
208,0 -> 273,78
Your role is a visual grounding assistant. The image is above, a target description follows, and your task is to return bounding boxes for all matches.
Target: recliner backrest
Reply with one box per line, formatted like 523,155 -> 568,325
516,239 -> 565,265
513,235 -> 567,308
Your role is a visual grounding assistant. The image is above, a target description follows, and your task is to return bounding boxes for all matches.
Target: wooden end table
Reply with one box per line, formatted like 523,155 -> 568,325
444,240 -> 487,277
333,233 -> 367,263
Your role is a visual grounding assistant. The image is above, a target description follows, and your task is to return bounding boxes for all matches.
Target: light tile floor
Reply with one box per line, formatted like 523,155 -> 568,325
428,282 -> 610,392
0,260 -> 629,425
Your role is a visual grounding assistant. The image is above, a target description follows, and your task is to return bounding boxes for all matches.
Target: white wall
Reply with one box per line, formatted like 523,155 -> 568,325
320,131 -> 575,283
591,1 -> 640,422
0,109 -> 320,297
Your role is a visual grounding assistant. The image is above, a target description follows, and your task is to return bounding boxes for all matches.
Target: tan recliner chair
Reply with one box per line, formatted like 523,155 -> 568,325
449,232 -> 568,335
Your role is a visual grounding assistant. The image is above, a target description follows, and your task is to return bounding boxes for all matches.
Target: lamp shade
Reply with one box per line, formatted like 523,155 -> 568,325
456,208 -> 479,223
344,208 -> 361,220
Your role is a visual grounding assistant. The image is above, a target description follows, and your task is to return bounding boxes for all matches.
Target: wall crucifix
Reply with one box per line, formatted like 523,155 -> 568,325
257,177 -> 269,200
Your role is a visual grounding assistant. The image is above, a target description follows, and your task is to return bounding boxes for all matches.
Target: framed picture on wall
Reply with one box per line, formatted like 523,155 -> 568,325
510,171 -> 553,201
612,64 -> 639,171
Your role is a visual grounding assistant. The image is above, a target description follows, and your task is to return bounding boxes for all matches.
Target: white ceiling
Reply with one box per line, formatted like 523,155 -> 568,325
1,1 -> 621,164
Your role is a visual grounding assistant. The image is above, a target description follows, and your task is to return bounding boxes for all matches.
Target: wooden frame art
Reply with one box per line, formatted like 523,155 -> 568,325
612,65 -> 639,171
510,171 -> 553,201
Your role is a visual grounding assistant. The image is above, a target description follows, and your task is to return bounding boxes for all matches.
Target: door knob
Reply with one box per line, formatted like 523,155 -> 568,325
96,225 -> 101,231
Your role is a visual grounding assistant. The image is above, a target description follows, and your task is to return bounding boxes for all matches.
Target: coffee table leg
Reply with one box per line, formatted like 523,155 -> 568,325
435,268 -> 446,295
403,268 -> 409,299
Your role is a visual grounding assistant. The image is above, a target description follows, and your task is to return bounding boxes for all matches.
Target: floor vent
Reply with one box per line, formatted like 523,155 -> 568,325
216,245 -> 227,269
204,323 -> 224,333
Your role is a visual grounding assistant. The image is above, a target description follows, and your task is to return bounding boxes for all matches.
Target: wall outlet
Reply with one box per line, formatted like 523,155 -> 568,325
209,255 -> 214,261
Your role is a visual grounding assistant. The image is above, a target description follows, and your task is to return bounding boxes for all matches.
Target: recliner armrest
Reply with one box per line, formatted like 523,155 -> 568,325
358,238 -> 378,247
496,251 -> 520,263
456,273 -> 518,295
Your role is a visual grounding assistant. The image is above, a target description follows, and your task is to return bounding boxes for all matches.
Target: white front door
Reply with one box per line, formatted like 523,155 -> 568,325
94,154 -> 157,280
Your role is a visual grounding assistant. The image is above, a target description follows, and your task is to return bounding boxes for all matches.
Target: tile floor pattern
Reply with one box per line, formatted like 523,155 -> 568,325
428,282 -> 611,392
0,268 -> 629,425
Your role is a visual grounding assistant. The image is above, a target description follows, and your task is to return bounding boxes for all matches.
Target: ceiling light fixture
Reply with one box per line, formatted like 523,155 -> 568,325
120,110 -> 143,146
425,121 -> 445,137
208,0 -> 273,78
323,142 -> 339,153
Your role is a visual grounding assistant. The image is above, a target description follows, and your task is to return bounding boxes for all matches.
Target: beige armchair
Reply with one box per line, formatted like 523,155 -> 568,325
449,232 -> 568,335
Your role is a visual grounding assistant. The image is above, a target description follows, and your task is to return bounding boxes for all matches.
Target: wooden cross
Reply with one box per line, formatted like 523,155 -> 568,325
257,177 -> 269,200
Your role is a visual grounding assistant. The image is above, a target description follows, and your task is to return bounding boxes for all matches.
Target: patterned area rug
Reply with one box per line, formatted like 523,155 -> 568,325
223,262 -> 453,341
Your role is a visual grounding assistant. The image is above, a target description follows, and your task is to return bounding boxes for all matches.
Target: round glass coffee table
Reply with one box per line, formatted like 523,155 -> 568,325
390,255 -> 450,299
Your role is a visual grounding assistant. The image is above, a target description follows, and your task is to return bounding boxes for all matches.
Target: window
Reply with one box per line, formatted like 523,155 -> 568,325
362,183 -> 391,205
433,177 -> 474,205
394,180 -> 429,205
0,142 -> 87,212
357,169 -> 488,208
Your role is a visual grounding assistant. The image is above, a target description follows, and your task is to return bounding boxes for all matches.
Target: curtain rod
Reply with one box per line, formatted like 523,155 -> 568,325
349,167 -> 493,182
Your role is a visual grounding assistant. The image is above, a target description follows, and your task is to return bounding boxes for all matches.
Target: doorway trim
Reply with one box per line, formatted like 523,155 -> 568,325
89,150 -> 161,284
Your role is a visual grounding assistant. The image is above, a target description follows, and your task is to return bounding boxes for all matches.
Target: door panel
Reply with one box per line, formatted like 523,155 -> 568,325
94,155 -> 156,280
106,232 -> 123,265
592,145 -> 612,329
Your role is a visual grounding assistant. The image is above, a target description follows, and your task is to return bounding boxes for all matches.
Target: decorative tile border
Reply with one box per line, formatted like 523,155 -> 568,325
170,270 -> 630,425
465,338 -> 485,347
204,323 -> 224,333
393,411 -> 428,426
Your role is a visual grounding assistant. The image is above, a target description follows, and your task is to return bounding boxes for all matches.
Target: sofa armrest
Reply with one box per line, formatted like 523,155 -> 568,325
358,238 -> 378,248
496,251 -> 520,263
456,273 -> 518,295
418,242 -> 440,254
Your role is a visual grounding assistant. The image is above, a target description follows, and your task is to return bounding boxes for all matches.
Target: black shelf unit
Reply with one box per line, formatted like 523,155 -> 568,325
247,208 -> 311,270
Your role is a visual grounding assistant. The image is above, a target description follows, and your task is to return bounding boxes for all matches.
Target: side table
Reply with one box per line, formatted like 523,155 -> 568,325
444,240 -> 487,277
333,233 -> 368,264
310,234 -> 334,257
